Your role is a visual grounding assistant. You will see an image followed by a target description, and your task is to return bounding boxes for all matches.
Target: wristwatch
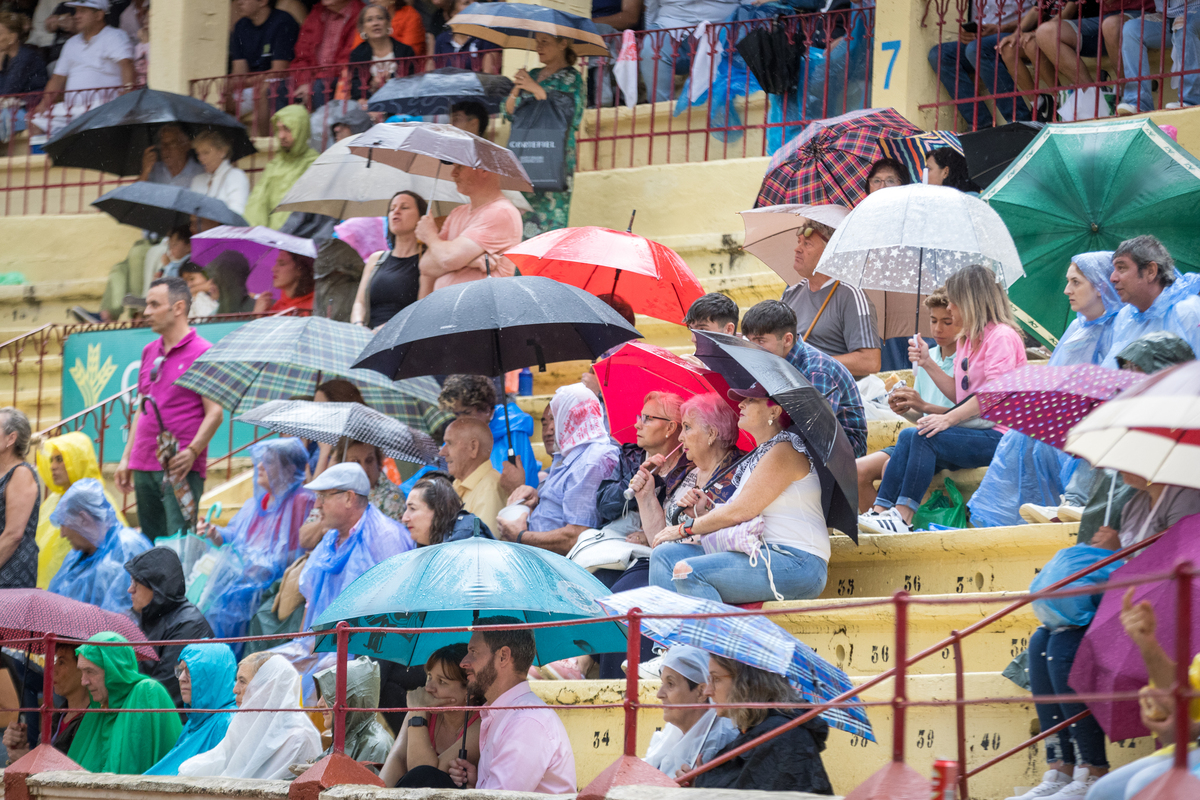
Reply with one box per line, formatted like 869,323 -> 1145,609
408,716 -> 428,728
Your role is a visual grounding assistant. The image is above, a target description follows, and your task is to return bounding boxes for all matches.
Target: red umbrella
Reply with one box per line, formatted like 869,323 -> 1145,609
0,588 -> 157,660
592,342 -> 755,451
505,226 -> 704,326
976,363 -> 1144,449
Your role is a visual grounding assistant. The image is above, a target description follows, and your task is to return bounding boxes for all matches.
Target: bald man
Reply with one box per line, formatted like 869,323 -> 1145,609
440,418 -> 505,533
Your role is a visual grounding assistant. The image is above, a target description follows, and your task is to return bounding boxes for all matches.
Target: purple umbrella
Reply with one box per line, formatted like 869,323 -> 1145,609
1068,514 -> 1200,741
190,225 -> 319,295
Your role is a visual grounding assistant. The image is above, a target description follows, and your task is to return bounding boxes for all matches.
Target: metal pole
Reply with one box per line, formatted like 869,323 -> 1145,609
624,609 -> 642,757
41,632 -> 55,746
953,632 -> 969,800
892,591 -> 909,763
1173,561 -> 1192,771
333,621 -> 349,755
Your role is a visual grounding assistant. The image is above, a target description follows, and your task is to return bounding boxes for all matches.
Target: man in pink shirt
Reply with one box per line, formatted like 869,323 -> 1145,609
447,616 -> 576,794
415,164 -> 523,299
115,278 -> 224,540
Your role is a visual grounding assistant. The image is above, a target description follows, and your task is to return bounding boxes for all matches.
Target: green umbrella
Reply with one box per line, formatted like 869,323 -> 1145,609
176,316 -> 452,435
982,118 -> 1200,346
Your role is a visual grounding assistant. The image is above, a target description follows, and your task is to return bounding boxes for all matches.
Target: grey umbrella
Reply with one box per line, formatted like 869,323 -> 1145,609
236,400 -> 438,465
92,182 -> 248,236
347,122 -> 534,192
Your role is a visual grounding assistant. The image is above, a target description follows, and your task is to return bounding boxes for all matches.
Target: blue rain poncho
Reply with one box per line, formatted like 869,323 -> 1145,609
145,642 -> 238,775
490,402 -> 540,488
198,439 -> 313,649
1102,270 -> 1200,369
969,253 -> 1122,528
46,479 -> 151,613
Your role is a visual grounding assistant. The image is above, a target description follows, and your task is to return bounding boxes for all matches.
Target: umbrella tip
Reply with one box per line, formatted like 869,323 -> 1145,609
626,209 -> 636,233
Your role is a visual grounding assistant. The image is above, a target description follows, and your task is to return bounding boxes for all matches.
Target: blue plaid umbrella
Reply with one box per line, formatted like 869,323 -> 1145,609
597,586 -> 874,741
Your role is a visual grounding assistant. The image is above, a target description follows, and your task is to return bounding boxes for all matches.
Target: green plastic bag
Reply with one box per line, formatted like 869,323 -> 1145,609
912,477 -> 967,530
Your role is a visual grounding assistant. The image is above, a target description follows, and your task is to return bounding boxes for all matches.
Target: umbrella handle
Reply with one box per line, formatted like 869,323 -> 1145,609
205,503 -> 222,525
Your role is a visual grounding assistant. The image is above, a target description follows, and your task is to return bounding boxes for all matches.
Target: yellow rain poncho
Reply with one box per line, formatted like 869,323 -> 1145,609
35,432 -> 126,588
243,104 -> 318,230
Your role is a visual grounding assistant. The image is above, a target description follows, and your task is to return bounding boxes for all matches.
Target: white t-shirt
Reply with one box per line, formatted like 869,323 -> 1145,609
54,26 -> 134,94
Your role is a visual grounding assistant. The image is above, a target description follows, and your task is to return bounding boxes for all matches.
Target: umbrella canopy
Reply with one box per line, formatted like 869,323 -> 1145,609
353,276 -> 641,380
959,121 -> 1044,189
592,342 -> 755,450
982,118 -> 1200,343
43,87 -> 256,176
1065,361 -> 1200,489
235,400 -> 437,465
190,225 -> 319,296
175,316 -> 451,433
596,587 -> 873,740
450,2 -> 608,57
92,182 -> 247,236
504,226 -> 705,326
692,331 -> 859,539
0,588 -> 156,659
755,107 -> 923,208
310,534 -> 627,664
367,67 -> 514,116
814,183 -> 1025,299
348,122 -> 534,192
1069,515 -> 1200,740
977,364 -> 1144,449
738,204 -> 851,285
272,137 -> 531,219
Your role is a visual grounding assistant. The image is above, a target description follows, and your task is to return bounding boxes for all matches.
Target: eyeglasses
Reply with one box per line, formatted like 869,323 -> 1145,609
638,413 -> 672,425
798,226 -> 829,243
148,355 -> 166,383
315,489 -> 352,502
869,176 -> 902,188
174,663 -> 189,679
961,357 -> 969,392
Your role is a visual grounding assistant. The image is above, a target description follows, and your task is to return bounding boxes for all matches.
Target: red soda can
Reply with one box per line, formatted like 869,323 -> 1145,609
930,759 -> 957,799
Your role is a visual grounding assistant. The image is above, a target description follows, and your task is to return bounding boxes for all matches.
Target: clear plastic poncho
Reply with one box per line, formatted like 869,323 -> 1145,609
969,252 -> 1123,528
198,439 -> 314,650
312,656 -> 394,764
46,479 -> 151,614
1102,270 -> 1200,369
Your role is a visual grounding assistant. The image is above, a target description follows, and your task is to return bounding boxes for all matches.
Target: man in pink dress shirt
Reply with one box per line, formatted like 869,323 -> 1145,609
447,616 -> 576,794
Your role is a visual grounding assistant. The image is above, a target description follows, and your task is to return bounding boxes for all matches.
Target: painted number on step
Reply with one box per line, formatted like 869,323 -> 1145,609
1011,637 -> 1028,657
708,263 -> 725,275
980,733 -> 1001,750
871,645 -> 890,664
956,576 -> 965,593
593,730 -> 610,749
881,40 -> 902,90
916,729 -> 934,749
849,735 -> 871,748
904,574 -> 921,592
941,647 -> 951,660
837,578 -> 855,596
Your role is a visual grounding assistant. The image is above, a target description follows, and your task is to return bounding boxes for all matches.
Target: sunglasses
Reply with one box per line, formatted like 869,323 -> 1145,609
798,226 -> 829,243
148,355 -> 166,383
961,357 -> 969,392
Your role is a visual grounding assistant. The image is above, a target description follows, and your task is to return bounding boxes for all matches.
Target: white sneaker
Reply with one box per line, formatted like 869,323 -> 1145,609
1115,102 -> 1138,116
1056,503 -> 1083,522
858,508 -> 912,534
1020,503 -> 1061,524
1043,767 -> 1102,798
1005,769 -> 1071,800
1165,101 -> 1189,109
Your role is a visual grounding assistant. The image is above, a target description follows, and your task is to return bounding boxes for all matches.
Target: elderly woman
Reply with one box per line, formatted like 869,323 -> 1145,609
145,643 -> 239,775
311,656 -> 394,766
402,473 -> 493,545
0,406 -> 37,589
178,654 -> 322,780
697,655 -> 833,792
190,129 -> 250,215
644,646 -> 738,778
649,385 -> 829,603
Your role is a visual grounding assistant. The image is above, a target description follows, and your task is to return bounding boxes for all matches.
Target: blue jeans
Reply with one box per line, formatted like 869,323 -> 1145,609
649,541 -> 828,603
928,34 -> 1031,129
1088,749 -> 1200,799
639,23 -> 694,102
1121,10 -> 1200,110
1028,626 -> 1109,768
875,425 -> 1004,513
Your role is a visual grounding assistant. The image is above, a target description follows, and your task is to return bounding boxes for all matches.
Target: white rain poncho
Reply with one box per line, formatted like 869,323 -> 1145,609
643,646 -> 738,778
177,655 -> 322,780
46,478 -> 151,614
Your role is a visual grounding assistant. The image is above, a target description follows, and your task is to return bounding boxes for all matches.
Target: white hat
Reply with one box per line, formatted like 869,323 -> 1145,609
660,645 -> 711,685
67,0 -> 110,10
304,462 -> 371,496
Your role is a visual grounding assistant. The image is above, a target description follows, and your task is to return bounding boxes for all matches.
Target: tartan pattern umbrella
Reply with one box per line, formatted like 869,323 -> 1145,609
176,316 -> 450,434
756,107 -> 923,208
0,588 -> 157,660
236,400 -> 438,465
597,587 -> 874,741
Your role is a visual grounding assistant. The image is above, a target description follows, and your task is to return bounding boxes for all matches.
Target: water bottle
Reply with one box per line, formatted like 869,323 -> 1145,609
518,368 -> 533,396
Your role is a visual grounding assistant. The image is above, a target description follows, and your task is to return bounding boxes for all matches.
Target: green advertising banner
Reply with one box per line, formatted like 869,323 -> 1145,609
61,321 -> 261,463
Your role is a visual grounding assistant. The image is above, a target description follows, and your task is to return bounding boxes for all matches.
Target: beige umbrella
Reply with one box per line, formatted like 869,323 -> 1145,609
347,122 -> 534,192
738,203 -> 851,286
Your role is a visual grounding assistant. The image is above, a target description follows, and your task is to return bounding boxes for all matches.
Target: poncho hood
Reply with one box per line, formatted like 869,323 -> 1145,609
144,642 -> 238,775
312,656 -> 393,763
274,104 -> 315,161
125,547 -> 187,622
1115,330 -> 1197,373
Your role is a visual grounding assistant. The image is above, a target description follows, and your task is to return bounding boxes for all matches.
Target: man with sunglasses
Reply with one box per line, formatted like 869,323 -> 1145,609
781,216 -> 882,379
115,277 -> 224,540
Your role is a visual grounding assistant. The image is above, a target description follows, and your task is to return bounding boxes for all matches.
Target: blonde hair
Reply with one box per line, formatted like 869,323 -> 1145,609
192,129 -> 230,155
944,265 -> 1019,346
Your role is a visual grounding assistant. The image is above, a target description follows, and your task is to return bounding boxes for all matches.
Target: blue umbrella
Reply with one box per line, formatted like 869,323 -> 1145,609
311,534 -> 627,665
367,68 -> 514,116
597,586 -> 874,741
450,2 -> 609,58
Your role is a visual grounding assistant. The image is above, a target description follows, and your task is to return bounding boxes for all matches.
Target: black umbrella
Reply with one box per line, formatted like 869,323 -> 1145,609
44,88 -> 257,176
367,67 -> 514,116
735,21 -> 804,96
353,275 -> 640,461
92,182 -> 248,236
959,121 -> 1044,190
693,331 -> 859,541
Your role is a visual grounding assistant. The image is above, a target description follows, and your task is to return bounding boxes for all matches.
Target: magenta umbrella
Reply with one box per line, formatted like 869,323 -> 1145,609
1068,515 -> 1200,741
976,363 -> 1144,449
190,225 -> 319,296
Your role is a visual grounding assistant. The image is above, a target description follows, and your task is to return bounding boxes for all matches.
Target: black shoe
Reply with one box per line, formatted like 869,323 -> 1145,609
1035,94 -> 1057,122
70,306 -> 102,324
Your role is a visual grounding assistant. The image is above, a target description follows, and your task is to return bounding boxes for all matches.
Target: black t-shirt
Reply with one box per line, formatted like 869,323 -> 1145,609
229,8 -> 301,73
368,252 -> 421,328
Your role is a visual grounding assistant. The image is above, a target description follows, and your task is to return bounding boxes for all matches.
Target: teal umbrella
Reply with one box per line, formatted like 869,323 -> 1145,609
310,534 -> 627,665
982,118 -> 1200,345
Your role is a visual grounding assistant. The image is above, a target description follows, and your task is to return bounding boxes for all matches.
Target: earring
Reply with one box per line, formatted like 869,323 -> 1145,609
708,437 -> 715,446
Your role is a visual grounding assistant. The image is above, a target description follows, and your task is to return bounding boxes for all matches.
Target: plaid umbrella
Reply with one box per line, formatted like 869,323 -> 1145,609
236,400 -> 438,465
597,586 -> 874,741
176,316 -> 451,435
142,396 -> 198,530
756,107 -> 923,208
0,588 -> 156,659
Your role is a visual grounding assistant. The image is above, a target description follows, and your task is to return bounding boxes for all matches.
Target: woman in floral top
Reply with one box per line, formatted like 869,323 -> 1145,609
504,32 -> 585,238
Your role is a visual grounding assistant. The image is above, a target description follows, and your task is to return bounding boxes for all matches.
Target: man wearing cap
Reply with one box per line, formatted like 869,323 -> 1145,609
31,0 -> 135,139
780,212 -> 881,379
645,646 -> 738,778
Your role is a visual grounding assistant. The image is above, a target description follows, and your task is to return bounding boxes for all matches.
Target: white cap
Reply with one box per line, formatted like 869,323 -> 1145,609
304,462 -> 371,496
67,0 -> 110,10
660,645 -> 711,685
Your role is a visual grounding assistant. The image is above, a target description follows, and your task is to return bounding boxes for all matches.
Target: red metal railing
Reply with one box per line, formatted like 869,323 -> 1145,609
921,0 -> 1199,132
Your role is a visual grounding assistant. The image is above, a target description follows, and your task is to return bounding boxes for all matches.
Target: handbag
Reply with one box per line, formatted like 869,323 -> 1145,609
682,515 -> 785,601
506,89 -> 575,192
568,516 -> 651,573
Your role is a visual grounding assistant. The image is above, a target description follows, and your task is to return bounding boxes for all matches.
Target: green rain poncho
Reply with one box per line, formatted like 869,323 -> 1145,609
312,657 -> 393,766
244,104 -> 318,230
68,632 -> 182,773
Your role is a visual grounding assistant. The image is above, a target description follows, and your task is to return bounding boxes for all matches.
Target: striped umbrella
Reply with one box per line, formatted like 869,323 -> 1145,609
450,2 -> 609,57
875,130 -> 963,184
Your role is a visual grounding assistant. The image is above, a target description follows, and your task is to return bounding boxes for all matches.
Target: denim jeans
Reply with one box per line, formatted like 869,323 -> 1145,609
649,541 -> 828,603
1121,10 -> 1200,110
639,23 -> 694,102
927,35 -> 1031,129
1027,626 -> 1109,768
875,425 -> 1004,513
1087,749 -> 1200,799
